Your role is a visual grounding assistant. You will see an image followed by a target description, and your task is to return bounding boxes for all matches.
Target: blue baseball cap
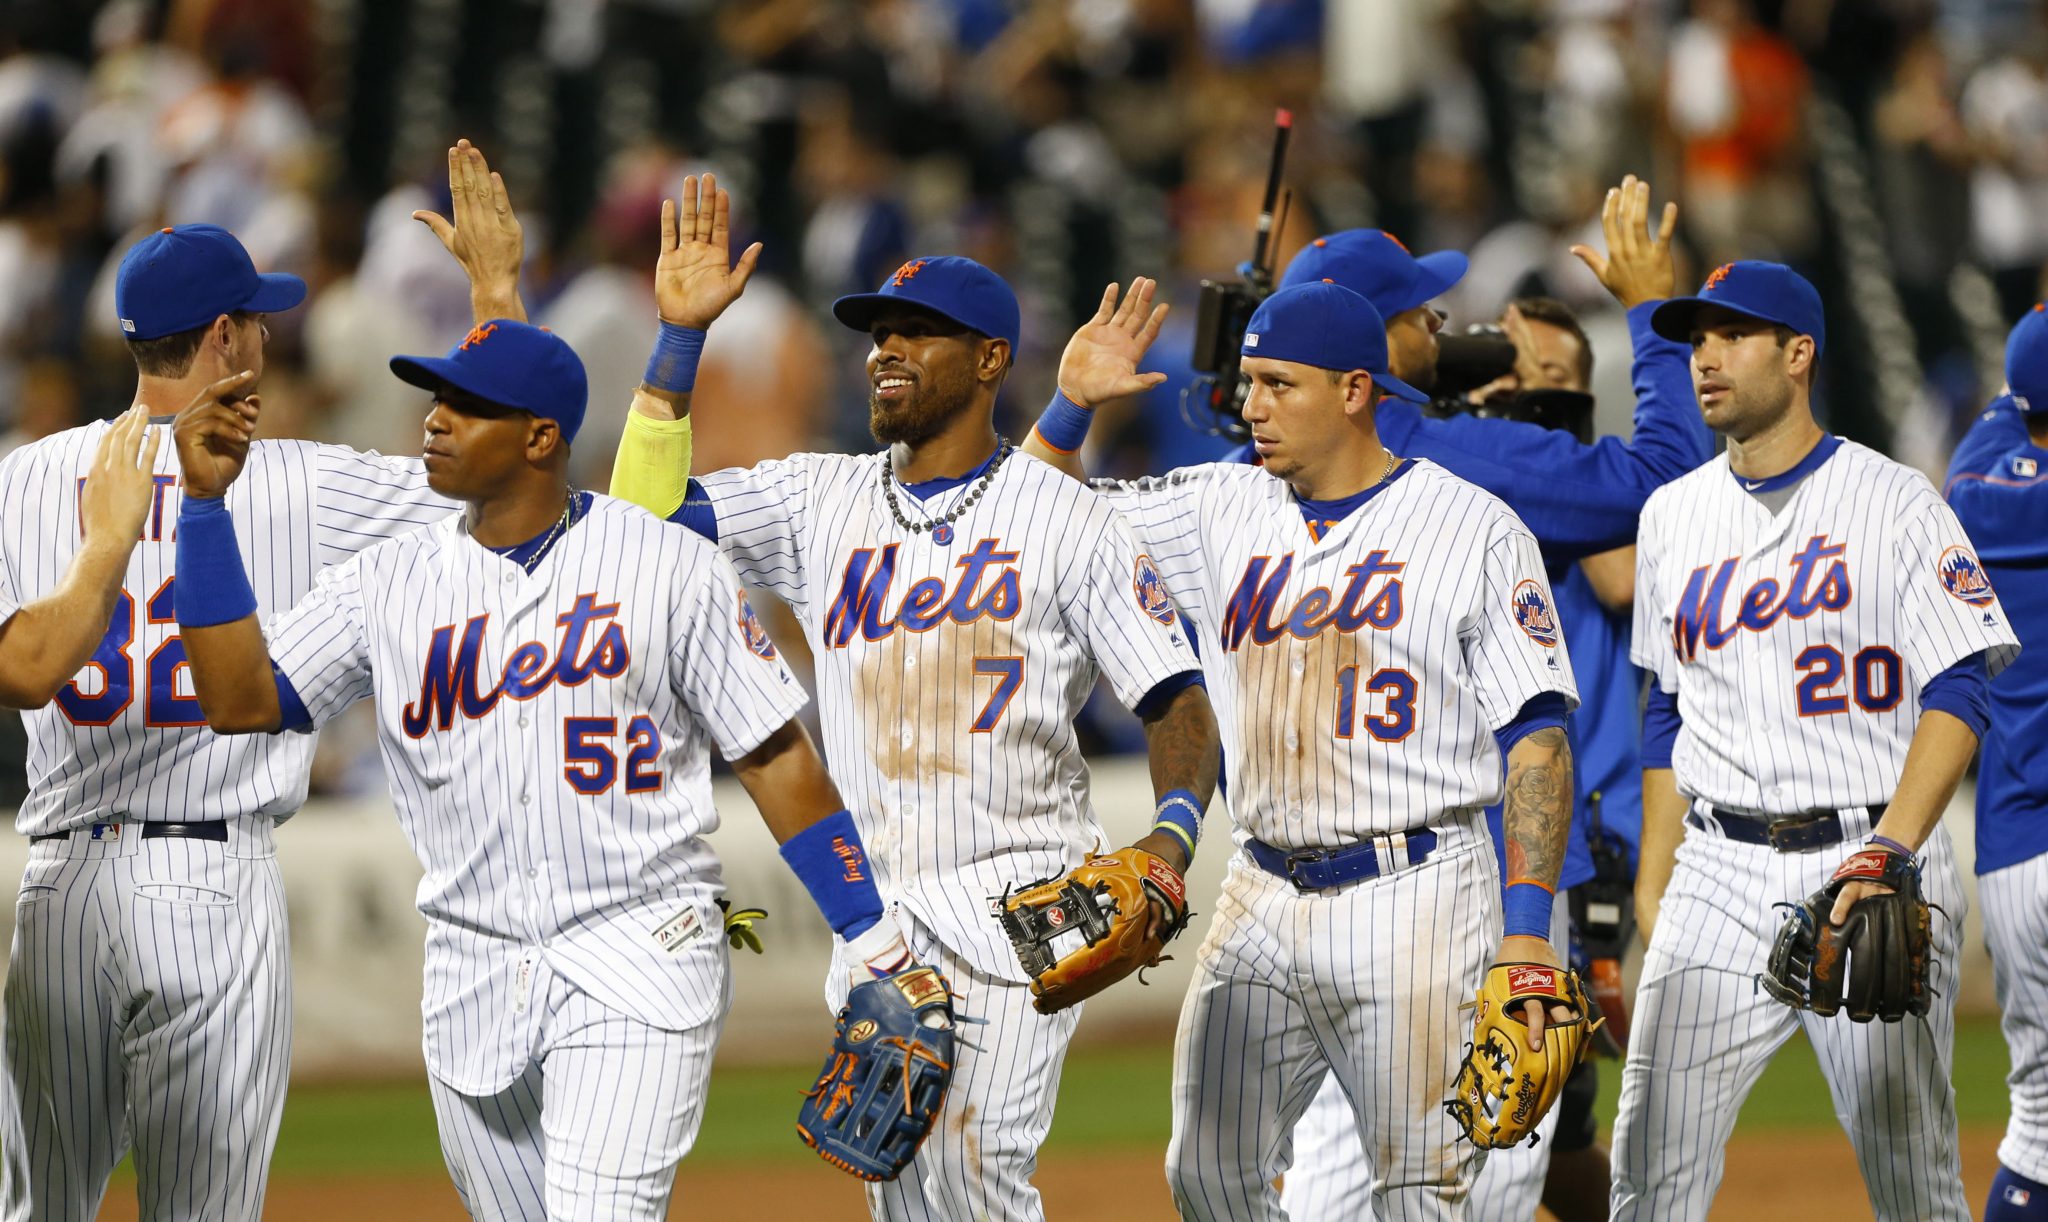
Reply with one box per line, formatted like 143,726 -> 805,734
114,224 -> 307,340
1242,281 -> 1429,404
832,256 -> 1021,352
389,320 -> 589,443
2007,303 -> 2048,414
1650,260 -> 1826,355
1279,229 -> 1468,319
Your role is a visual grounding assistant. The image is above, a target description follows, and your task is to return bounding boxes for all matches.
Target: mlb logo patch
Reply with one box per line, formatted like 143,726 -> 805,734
1938,545 -> 1997,607
1244,333 -> 1259,348
88,823 -> 121,841
1511,580 -> 1559,646
2006,1186 -> 2031,1207
2015,456 -> 2039,478
1132,554 -> 1176,625
736,591 -> 779,660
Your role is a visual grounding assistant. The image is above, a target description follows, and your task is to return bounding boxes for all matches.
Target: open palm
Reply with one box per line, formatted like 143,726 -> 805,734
655,173 -> 763,330
1058,279 -> 1170,407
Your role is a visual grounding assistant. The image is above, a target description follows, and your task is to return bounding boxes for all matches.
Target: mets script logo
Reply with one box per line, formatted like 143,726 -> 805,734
890,259 -> 928,286
822,539 -> 1022,649
1133,555 -> 1175,625
402,594 -> 628,737
1512,581 -> 1558,647
1939,546 -> 1996,607
1672,535 -> 1852,665
1704,263 -> 1733,291
1219,551 -> 1404,651
737,591 -> 778,659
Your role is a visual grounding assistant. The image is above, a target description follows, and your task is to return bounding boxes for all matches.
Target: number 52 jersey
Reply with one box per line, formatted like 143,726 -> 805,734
1633,437 -> 2020,815
1094,459 -> 1579,849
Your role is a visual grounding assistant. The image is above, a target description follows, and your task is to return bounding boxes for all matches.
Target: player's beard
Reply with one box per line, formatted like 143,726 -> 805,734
1711,376 -> 1796,440
869,362 -> 978,447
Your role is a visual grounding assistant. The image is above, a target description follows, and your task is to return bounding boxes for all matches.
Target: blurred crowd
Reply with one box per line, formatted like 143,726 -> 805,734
2,0 -> 2047,796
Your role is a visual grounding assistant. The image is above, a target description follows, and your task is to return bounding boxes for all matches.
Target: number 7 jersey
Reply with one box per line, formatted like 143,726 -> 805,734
1633,437 -> 2020,813
1093,459 -> 1579,848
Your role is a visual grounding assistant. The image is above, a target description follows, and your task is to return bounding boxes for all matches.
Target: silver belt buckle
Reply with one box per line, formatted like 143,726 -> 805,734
1283,848 -> 1328,892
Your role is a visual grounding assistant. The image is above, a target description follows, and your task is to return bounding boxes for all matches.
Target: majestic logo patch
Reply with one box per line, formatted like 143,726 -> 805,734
1133,555 -> 1176,625
652,907 -> 704,953
737,591 -> 778,659
1512,580 -> 1558,646
1938,546 -> 1996,607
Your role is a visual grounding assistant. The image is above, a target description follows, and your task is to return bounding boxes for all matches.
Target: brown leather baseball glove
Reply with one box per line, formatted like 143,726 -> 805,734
996,847 -> 1189,1014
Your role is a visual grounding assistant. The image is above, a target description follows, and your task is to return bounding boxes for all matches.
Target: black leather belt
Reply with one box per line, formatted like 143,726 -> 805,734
1687,804 -> 1886,853
31,821 -> 229,845
1246,828 -> 1439,892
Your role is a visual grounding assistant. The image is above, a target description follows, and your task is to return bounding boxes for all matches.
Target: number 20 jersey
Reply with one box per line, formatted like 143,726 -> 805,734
1633,438 -> 2019,815
1094,459 -> 1579,850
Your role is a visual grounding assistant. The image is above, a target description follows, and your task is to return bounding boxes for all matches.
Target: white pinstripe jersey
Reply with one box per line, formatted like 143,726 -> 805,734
1633,440 -> 2020,814
693,450 -> 1198,982
0,420 -> 450,836
1091,460 -> 1580,849
266,495 -> 804,1093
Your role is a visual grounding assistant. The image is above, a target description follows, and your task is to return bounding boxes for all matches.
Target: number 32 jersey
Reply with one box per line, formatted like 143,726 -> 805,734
1094,459 -> 1579,849
1633,438 -> 2020,815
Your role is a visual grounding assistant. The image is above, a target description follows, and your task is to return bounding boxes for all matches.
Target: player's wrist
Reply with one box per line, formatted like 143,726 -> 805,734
1503,878 -> 1556,940
644,321 -> 707,395
1032,389 -> 1095,455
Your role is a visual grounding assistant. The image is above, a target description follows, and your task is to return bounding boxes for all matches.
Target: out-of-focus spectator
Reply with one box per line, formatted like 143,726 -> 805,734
1666,0 -> 1815,265
1962,32 -> 2048,317
0,358 -> 81,457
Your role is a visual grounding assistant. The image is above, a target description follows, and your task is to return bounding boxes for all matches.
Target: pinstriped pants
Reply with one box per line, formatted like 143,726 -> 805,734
428,971 -> 727,1221
828,917 -> 1082,1222
1167,834 -> 1498,1221
1281,901 -> 1570,1220
1611,807 -> 1969,1221
3,823 -> 291,1222
1980,852 -> 2048,1184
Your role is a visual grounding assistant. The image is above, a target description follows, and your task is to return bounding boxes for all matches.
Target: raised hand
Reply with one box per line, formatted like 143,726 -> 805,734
655,173 -> 763,330
1058,279 -> 1171,408
79,407 -> 166,547
171,370 -> 262,501
413,139 -> 525,312
1569,174 -> 1679,310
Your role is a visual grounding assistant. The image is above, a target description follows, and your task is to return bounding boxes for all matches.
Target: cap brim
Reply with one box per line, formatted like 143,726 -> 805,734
1650,294 -> 1798,344
831,292 -> 987,340
243,272 -> 307,315
1381,251 -> 1469,317
1374,372 -> 1430,404
389,353 -> 522,411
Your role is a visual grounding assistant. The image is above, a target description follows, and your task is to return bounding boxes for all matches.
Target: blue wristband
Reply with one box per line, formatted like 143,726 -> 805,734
1867,834 -> 1915,858
1152,787 -> 1204,860
1502,880 -> 1555,940
643,322 -> 707,395
173,495 -> 258,628
779,810 -> 886,938
1032,389 -> 1095,455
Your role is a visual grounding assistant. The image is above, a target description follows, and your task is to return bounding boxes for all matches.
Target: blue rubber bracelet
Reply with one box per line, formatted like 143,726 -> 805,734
173,495 -> 258,628
1032,389 -> 1094,455
1503,880 -> 1555,940
1867,834 -> 1915,858
643,322 -> 707,395
779,810 -> 885,938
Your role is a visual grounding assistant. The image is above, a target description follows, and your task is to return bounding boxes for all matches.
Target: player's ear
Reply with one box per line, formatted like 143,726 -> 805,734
527,418 -> 565,463
978,337 -> 1011,384
1785,334 -> 1818,383
1344,371 -> 1377,417
207,313 -> 237,362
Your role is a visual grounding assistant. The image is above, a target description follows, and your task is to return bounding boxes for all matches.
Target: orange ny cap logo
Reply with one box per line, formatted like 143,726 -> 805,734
459,322 -> 499,350
1704,264 -> 1734,291
890,259 -> 928,287
1380,231 -> 1411,254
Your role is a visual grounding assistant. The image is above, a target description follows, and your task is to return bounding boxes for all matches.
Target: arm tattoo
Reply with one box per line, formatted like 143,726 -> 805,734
1503,727 -> 1573,888
1143,685 -> 1221,808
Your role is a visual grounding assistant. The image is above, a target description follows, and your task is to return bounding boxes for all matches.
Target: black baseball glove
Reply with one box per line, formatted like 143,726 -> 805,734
1759,845 -> 1934,1023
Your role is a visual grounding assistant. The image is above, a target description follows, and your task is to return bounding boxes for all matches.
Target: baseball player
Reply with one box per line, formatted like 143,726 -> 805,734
169,316 -> 934,1218
1943,305 -> 2048,1222
1618,261 -> 2018,1220
1035,278 -> 1584,1219
0,404 -> 193,1222
1028,175 -> 1706,1220
0,223 -> 456,1222
607,180 -> 1219,1221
